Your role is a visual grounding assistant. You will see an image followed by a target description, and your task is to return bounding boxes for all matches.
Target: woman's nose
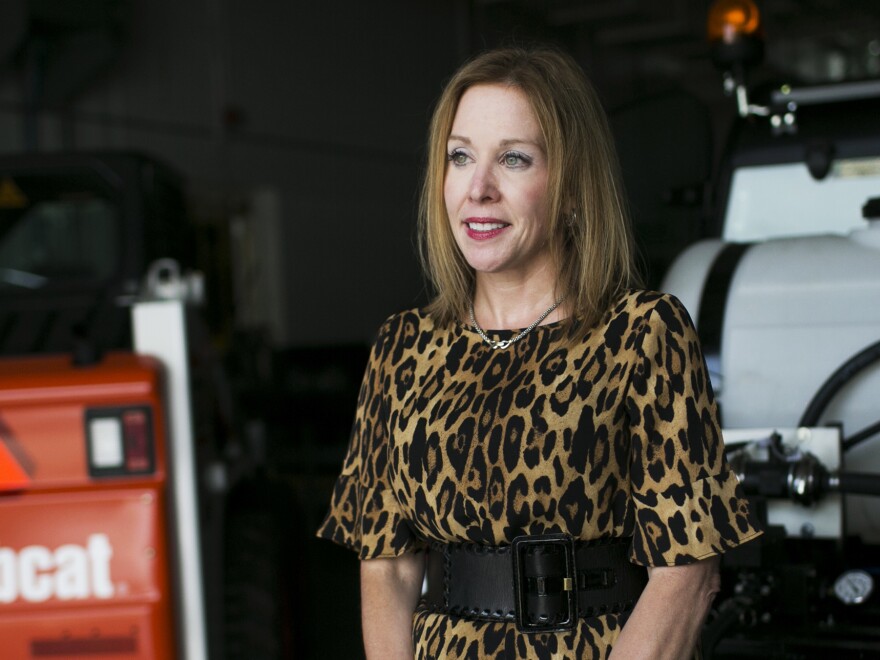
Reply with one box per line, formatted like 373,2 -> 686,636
468,166 -> 499,202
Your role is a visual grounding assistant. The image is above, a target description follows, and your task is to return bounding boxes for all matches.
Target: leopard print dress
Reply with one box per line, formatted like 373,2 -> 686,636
318,290 -> 762,658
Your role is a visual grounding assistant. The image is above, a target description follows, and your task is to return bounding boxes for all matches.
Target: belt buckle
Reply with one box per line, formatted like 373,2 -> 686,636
511,533 -> 577,633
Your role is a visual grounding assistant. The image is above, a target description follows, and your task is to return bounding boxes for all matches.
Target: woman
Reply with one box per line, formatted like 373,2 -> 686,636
318,46 -> 762,659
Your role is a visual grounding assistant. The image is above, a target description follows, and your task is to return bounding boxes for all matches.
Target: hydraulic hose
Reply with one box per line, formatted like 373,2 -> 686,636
827,472 -> 880,497
843,418 -> 880,452
731,451 -> 880,503
799,339 -> 880,428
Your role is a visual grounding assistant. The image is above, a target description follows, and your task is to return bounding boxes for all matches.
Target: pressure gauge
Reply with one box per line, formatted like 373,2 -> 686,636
833,569 -> 874,605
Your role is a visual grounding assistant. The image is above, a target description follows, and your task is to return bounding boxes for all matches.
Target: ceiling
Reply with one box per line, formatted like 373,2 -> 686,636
470,0 -> 880,108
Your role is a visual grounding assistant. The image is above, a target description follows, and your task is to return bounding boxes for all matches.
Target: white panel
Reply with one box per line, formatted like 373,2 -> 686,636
132,300 -> 207,660
89,417 -> 124,468
724,159 -> 878,242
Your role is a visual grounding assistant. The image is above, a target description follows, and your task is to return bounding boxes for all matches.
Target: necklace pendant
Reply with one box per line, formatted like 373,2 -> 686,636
469,297 -> 563,351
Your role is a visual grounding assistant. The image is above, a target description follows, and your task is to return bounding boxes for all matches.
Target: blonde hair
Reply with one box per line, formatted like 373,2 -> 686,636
418,46 -> 642,335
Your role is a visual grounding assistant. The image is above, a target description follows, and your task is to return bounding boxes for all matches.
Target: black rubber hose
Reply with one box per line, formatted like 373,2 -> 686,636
799,339 -> 880,427
832,472 -> 880,497
843,418 -> 880,452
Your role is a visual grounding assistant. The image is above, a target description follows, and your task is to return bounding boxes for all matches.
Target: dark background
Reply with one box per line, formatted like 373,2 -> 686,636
2,0 -> 879,346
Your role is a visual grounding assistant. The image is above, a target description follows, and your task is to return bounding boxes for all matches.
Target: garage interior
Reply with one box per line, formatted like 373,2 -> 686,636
0,0 -> 879,658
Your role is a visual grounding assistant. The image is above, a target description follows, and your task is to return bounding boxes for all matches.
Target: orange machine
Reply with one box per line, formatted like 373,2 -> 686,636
0,153 -> 255,660
0,352 -> 176,658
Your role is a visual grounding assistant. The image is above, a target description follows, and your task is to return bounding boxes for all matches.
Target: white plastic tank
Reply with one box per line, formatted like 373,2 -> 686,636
664,220 -> 880,541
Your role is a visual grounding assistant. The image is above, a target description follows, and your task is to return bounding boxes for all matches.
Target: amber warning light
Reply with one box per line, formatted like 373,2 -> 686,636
708,0 -> 761,44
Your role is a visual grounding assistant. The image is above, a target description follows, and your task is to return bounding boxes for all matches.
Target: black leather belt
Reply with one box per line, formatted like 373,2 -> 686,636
422,534 -> 647,633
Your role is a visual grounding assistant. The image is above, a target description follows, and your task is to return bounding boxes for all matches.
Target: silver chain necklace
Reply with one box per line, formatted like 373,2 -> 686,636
468,298 -> 563,350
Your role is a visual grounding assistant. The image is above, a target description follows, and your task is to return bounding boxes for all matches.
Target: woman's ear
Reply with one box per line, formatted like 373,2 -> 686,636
560,199 -> 577,226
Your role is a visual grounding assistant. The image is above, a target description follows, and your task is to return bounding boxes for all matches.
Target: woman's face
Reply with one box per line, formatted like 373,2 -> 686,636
444,84 -> 552,280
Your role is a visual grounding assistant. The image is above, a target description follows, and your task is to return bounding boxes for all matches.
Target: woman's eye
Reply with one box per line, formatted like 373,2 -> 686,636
447,150 -> 469,166
502,152 -> 530,168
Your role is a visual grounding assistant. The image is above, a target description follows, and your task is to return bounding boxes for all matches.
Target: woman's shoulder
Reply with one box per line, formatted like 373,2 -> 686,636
369,306 -> 453,361
609,289 -> 695,328
611,288 -> 686,311
375,306 -> 439,338
579,289 -> 697,353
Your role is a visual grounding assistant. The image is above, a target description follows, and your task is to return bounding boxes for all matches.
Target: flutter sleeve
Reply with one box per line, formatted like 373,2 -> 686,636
625,293 -> 762,566
316,316 -> 423,559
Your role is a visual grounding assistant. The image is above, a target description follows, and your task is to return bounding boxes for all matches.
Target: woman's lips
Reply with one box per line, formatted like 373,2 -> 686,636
465,218 -> 509,241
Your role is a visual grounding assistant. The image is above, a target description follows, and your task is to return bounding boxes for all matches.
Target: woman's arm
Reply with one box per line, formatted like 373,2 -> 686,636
610,556 -> 720,660
360,553 -> 425,660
